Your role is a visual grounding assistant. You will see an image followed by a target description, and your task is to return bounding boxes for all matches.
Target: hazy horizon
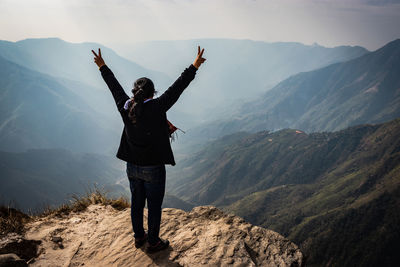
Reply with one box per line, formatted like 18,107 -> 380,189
1,0 -> 399,51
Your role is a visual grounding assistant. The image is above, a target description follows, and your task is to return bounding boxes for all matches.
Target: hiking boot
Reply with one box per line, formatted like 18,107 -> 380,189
135,233 -> 147,248
146,238 -> 169,253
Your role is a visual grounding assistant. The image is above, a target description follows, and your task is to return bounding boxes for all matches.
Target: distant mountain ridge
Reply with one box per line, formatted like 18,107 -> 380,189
114,39 -> 368,121
167,118 -> 400,266
183,39 -> 400,145
0,37 -> 372,153
0,38 -> 170,90
0,55 -> 121,153
0,38 -> 173,128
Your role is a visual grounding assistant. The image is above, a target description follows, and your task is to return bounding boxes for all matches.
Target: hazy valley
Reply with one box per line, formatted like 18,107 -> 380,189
0,37 -> 399,266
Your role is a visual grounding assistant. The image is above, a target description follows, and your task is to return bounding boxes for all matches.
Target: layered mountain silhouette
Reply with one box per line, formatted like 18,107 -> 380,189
0,38 -> 170,90
0,38 -> 173,153
184,39 -> 400,145
0,38 -> 371,149
0,55 -> 120,153
167,118 -> 400,266
115,39 -> 368,121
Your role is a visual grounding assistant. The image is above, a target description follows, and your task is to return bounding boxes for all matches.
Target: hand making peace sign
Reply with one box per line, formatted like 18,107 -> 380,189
91,48 -> 106,69
193,46 -> 206,69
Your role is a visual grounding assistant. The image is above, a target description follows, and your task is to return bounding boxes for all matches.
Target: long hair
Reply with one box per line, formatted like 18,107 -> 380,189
128,77 -> 155,123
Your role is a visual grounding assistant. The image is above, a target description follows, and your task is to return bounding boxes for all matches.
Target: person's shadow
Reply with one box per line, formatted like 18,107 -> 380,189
139,245 -> 182,267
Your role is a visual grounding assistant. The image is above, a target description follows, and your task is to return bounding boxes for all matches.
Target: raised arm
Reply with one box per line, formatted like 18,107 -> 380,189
92,48 -> 129,113
158,46 -> 206,112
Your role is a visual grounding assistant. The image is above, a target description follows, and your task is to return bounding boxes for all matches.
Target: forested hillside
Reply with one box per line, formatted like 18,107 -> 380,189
168,118 -> 400,266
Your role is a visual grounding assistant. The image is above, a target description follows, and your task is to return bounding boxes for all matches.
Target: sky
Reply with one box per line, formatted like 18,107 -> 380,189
0,0 -> 399,50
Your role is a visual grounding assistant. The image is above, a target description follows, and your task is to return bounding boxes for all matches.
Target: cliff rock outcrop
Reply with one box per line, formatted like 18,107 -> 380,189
20,205 -> 303,266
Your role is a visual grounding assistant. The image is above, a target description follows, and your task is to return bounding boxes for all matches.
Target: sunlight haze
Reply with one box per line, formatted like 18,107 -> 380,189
1,0 -> 399,50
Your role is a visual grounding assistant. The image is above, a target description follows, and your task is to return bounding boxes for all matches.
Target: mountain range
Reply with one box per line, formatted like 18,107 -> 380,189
114,39 -> 368,122
0,38 -> 170,91
0,55 -> 121,154
167,118 -> 400,266
0,37 -> 371,154
0,38 -> 367,129
181,39 -> 400,148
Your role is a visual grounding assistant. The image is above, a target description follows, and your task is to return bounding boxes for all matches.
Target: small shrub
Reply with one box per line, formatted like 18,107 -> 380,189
109,198 -> 130,211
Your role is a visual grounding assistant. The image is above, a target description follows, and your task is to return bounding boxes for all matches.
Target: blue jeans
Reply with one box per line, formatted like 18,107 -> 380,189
126,162 -> 166,245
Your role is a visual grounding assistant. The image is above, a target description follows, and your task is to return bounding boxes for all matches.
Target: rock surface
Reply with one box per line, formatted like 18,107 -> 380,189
25,205 -> 303,266
0,233 -> 40,263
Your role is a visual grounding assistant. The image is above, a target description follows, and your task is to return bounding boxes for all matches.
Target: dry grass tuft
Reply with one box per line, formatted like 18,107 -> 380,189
109,197 -> 130,211
0,186 -> 130,236
40,186 -> 130,217
0,206 -> 32,238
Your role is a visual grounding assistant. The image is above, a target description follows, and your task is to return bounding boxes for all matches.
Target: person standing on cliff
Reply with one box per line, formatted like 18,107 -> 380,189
92,46 -> 206,253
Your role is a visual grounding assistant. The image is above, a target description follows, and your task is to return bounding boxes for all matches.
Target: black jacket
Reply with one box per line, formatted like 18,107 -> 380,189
100,64 -> 197,166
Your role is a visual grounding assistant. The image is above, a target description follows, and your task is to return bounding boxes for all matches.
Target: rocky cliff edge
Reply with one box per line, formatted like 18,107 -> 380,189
2,205 -> 303,266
